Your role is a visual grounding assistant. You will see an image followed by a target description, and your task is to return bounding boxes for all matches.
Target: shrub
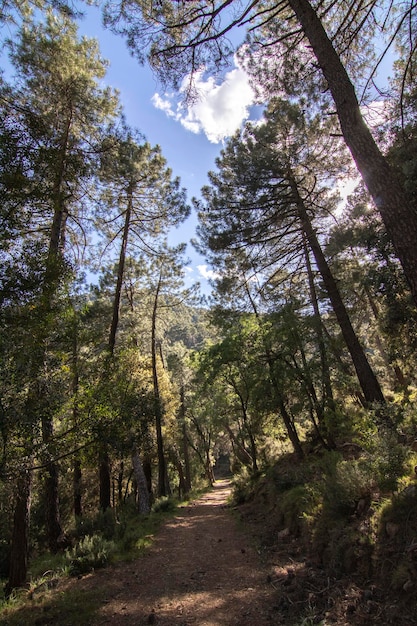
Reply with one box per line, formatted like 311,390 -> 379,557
318,451 -> 373,517
152,496 -> 177,514
65,534 -> 115,577
279,485 -> 311,535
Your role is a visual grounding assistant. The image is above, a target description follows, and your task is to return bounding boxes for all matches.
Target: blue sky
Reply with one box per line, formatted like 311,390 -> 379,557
77,7 -> 259,295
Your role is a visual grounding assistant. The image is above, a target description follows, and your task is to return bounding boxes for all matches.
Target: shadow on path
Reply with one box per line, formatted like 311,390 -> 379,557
91,479 -> 276,625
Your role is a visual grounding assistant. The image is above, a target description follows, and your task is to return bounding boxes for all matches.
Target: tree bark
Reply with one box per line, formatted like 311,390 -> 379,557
303,234 -> 337,448
180,385 -> 192,494
71,319 -> 82,518
244,282 -> 304,459
289,174 -> 385,405
288,0 -> 417,308
99,448 -> 111,511
43,459 -> 63,552
6,467 -> 32,595
73,456 -> 82,518
109,189 -> 133,354
151,270 -> 167,497
132,447 -> 151,514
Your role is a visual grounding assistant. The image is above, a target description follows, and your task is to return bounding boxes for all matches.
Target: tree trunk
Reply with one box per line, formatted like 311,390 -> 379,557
71,315 -> 82,519
99,448 -> 111,511
303,235 -> 337,448
239,399 -> 258,472
303,235 -> 336,409
225,424 -> 254,468
180,385 -> 192,494
151,270 -> 167,497
37,115 -> 72,553
244,281 -> 304,459
289,0 -> 417,308
73,456 -> 82,518
41,393 -> 63,553
109,190 -> 133,354
43,459 -> 63,552
276,394 -> 305,459
132,447 -> 151,514
363,283 -> 409,390
6,467 -> 32,595
172,451 -> 187,498
143,456 -> 153,501
289,174 -> 385,405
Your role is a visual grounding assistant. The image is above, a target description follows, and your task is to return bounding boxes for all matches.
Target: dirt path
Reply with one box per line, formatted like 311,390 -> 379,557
87,480 -> 276,625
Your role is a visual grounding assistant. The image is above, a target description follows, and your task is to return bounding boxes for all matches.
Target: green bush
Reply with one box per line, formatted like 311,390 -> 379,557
279,485 -> 311,535
75,508 -> 118,541
151,496 -> 177,514
369,432 -> 408,492
319,451 -> 372,517
65,534 -> 115,577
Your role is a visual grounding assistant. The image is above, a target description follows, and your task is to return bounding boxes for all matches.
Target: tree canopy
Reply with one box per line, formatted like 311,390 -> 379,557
1,1 -> 417,611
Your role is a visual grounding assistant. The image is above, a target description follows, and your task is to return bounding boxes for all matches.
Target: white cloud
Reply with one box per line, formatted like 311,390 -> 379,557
151,92 -> 176,118
152,56 -> 255,143
197,264 -> 220,280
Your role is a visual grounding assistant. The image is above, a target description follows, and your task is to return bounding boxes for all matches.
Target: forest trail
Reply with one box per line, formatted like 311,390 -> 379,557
86,479 -> 276,625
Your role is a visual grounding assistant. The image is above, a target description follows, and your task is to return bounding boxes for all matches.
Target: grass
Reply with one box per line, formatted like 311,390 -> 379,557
0,584 -> 104,626
0,493 -> 189,625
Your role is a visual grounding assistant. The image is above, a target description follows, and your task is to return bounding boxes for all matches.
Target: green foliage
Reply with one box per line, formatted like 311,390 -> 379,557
318,451 -> 373,517
279,485 -> 311,535
151,496 -> 177,514
65,534 -> 115,577
0,579 -> 104,626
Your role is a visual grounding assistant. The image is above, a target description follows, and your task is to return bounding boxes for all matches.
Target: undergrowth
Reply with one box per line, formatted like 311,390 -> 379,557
0,493 -> 185,624
232,425 -> 417,586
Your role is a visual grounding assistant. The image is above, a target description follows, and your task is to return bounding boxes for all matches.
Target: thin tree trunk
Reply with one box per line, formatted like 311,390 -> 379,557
71,315 -> 82,518
303,235 -> 337,448
289,174 -> 385,405
303,235 -> 336,411
276,394 -> 305,459
132,447 -> 151,514
289,0 -> 417,308
363,283 -> 408,389
143,456 -> 153,501
6,467 -> 32,595
171,449 -> 187,498
109,190 -> 132,354
244,282 -> 304,459
151,270 -> 167,497
39,371 -> 63,552
224,424 -> 253,468
73,456 -> 82,518
188,416 -> 215,483
101,191 -> 134,512
38,114 -> 73,552
180,385 -> 192,494
117,461 -> 124,503
234,387 -> 258,472
99,448 -> 111,511
43,452 -> 63,552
